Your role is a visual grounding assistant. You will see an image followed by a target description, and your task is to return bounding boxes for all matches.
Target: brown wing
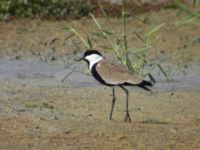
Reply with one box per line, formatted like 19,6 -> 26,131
95,59 -> 142,85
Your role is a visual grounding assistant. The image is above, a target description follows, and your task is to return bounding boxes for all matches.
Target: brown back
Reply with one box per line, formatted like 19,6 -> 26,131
95,59 -> 142,85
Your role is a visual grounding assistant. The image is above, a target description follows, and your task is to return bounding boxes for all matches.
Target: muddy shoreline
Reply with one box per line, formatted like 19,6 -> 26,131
0,8 -> 200,150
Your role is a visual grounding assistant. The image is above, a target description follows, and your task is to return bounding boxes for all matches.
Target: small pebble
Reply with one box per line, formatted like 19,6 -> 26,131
50,56 -> 56,61
64,130 -> 71,134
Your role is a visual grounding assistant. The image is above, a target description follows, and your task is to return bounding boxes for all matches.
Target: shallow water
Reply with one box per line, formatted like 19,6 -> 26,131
0,59 -> 199,90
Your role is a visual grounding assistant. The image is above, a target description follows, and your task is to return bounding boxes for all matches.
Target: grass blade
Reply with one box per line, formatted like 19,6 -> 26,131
134,31 -> 145,43
99,45 -> 113,51
87,36 -> 93,49
128,47 -> 150,53
175,15 -> 198,26
92,32 -> 107,39
64,33 -> 75,41
147,23 -> 165,35
174,0 -> 200,18
148,73 -> 156,84
98,0 -> 108,18
157,64 -> 170,81
90,13 -> 102,29
69,26 -> 90,48
101,29 -> 114,36
193,0 -> 197,8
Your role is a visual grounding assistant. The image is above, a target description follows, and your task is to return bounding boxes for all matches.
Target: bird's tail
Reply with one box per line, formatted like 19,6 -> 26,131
138,80 -> 153,91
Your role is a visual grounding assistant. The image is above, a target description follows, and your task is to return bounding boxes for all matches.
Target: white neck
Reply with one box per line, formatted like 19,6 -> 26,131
85,54 -> 103,70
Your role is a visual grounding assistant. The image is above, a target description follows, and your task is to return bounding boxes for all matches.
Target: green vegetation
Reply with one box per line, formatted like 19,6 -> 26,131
1,0 -> 198,82
64,0 -> 199,83
66,0 -> 167,83
0,0 -> 198,21
0,0 -> 92,20
170,0 -> 199,18
26,102 -> 54,110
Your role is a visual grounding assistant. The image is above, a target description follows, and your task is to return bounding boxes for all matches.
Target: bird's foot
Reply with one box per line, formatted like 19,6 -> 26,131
124,114 -> 131,122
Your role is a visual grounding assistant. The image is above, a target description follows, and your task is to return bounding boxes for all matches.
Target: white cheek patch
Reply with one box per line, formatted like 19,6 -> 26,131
85,54 -> 103,70
85,55 -> 93,61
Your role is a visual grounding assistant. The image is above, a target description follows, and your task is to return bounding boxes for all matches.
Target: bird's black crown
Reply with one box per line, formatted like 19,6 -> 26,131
84,50 -> 102,57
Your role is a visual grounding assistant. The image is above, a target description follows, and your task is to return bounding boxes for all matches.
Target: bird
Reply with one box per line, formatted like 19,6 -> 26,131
78,49 -> 152,122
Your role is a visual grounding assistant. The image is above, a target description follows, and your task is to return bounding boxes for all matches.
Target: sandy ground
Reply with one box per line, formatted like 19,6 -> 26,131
0,7 -> 200,150
0,84 -> 200,150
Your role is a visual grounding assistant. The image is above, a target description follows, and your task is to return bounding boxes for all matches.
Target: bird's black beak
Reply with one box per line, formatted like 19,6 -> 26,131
76,57 -> 84,62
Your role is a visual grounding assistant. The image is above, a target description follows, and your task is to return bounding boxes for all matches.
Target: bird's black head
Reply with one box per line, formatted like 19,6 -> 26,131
77,50 -> 103,70
77,50 -> 102,62
83,50 -> 102,58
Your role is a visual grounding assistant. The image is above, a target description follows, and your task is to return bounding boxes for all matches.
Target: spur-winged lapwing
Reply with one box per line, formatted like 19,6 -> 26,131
78,50 -> 152,122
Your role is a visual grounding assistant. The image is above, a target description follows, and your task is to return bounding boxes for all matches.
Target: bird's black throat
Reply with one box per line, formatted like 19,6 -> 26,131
91,63 -> 112,86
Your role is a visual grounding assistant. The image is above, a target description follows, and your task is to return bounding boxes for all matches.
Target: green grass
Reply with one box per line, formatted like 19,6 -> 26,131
65,0 -> 168,83
0,0 -> 92,20
26,102 -> 54,110
1,0 -> 198,21
64,0 -> 199,83
1,0 -> 198,83
165,0 -> 200,26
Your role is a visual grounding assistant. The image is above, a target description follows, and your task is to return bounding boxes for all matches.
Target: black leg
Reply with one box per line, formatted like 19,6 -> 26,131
119,85 -> 131,122
110,87 -> 116,120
